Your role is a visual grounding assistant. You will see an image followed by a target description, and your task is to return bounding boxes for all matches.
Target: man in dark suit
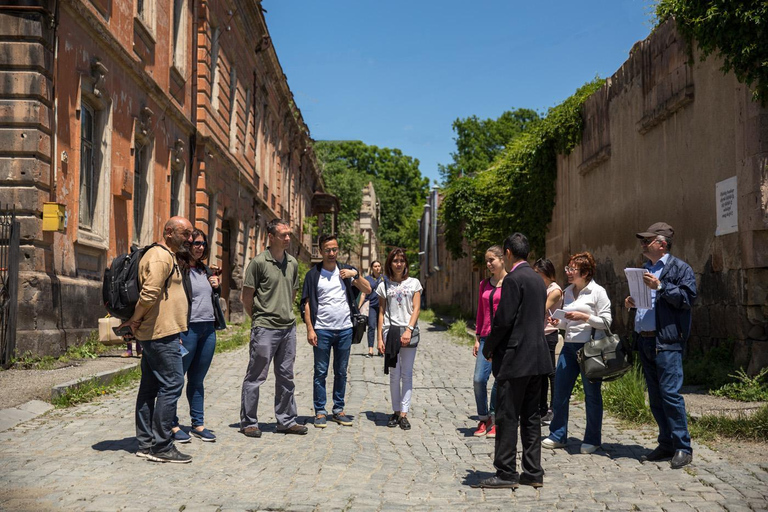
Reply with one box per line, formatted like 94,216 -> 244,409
472,233 -> 553,489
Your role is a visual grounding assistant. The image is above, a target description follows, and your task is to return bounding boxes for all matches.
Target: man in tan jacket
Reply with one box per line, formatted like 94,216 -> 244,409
120,216 -> 193,463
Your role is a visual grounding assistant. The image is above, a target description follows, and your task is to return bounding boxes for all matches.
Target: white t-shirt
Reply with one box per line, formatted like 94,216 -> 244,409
376,277 -> 423,332
315,266 -> 352,330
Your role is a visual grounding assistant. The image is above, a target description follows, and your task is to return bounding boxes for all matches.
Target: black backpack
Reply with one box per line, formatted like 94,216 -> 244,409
102,243 -> 173,320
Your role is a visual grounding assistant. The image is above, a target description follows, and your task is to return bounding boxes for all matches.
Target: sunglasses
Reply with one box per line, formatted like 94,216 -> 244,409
192,241 -> 207,247
640,238 -> 659,246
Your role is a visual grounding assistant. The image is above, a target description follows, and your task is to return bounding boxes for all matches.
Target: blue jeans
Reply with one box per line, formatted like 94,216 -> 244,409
135,334 -> 184,453
637,335 -> 691,453
174,321 -> 216,427
313,328 -> 353,415
473,337 -> 498,420
548,342 -> 603,446
367,306 -> 379,349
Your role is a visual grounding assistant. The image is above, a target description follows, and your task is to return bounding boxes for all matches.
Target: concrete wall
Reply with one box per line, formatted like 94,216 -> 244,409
547,19 -> 768,373
0,0 -> 325,355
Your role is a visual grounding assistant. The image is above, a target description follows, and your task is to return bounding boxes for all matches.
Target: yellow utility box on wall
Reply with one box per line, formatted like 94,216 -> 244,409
42,202 -> 67,232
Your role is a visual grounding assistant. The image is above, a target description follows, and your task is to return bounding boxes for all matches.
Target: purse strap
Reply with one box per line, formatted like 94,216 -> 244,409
590,317 -> 614,339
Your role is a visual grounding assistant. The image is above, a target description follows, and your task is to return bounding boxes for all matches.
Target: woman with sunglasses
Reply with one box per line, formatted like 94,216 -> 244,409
542,252 -> 611,455
171,229 -> 225,443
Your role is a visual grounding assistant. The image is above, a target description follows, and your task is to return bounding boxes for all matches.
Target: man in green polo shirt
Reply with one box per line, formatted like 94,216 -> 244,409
239,219 -> 307,437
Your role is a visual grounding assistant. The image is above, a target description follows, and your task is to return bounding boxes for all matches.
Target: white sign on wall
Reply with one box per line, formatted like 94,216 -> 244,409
716,176 -> 738,236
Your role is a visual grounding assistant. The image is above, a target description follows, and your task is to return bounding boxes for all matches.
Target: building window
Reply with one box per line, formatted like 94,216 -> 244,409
136,0 -> 155,37
79,104 -> 97,229
244,87 -> 252,156
133,143 -> 149,243
171,0 -> 188,77
210,26 -> 221,110
170,167 -> 182,217
228,66 -> 238,153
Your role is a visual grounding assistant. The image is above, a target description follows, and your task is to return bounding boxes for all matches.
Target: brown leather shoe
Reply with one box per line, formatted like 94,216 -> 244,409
277,424 -> 308,435
241,426 -> 262,438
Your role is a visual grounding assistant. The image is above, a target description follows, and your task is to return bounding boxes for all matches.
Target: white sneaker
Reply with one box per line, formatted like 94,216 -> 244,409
541,437 -> 566,449
580,443 -> 599,454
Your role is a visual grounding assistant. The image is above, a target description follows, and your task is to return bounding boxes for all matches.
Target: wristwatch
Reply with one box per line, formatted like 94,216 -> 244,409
353,271 -> 359,279
657,281 -> 664,292
406,325 -> 414,331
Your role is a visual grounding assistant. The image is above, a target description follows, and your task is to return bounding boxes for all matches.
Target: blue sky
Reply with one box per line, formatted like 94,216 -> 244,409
264,1 -> 657,185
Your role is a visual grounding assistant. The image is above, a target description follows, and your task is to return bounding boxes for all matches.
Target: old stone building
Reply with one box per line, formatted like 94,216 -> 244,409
421,20 -> 768,373
342,181 -> 381,273
0,0 -> 326,356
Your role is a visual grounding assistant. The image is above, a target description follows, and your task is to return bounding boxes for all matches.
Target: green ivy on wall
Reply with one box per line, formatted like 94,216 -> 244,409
656,0 -> 768,105
440,78 -> 605,261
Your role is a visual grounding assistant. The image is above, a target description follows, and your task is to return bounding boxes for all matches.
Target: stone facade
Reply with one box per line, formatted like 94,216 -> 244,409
345,181 -> 381,273
0,0 -> 325,356
421,20 -> 768,373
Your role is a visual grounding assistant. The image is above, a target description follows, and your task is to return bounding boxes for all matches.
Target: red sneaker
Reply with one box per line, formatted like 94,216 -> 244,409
473,420 -> 488,437
486,424 -> 496,438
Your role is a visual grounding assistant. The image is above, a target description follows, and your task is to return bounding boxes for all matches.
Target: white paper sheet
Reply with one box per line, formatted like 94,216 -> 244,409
624,268 -> 653,309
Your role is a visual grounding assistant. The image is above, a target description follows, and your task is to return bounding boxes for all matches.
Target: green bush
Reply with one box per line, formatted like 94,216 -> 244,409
419,308 -> 436,324
710,368 -> 768,402
447,319 -> 474,345
602,363 -> 654,424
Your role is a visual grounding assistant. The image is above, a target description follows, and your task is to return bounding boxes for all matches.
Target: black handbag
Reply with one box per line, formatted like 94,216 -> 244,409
577,318 -> 633,383
351,311 -> 367,344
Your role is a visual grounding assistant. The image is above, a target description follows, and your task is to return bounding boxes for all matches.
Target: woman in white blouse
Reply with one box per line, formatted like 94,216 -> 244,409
542,252 -> 611,454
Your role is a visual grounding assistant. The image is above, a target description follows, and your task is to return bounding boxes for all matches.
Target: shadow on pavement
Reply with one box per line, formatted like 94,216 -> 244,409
462,469 -> 495,487
92,437 -> 138,454
362,410 -> 390,427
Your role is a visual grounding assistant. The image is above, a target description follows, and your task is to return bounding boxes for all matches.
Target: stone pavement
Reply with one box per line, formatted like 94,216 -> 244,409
0,322 -> 766,511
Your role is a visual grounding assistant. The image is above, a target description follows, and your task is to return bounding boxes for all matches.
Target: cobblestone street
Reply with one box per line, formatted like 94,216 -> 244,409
0,322 -> 766,511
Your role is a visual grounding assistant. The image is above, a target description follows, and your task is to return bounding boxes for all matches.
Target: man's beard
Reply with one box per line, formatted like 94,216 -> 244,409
174,239 -> 191,254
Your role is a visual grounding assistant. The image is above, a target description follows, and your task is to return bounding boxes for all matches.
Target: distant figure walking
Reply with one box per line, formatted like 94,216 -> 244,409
358,260 -> 383,358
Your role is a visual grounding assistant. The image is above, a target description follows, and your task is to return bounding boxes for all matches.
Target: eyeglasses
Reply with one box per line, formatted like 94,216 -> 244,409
192,241 -> 207,247
322,247 -> 339,254
564,266 -> 579,274
640,238 -> 659,246
272,233 -> 291,239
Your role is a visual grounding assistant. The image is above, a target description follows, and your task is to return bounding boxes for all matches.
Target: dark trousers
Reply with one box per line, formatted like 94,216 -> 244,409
136,334 -> 184,454
539,332 -> 558,413
367,306 -> 379,349
636,335 -> 692,453
494,375 -> 544,482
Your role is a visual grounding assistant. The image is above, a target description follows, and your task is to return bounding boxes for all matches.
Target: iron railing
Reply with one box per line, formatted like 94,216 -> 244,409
0,207 -> 20,367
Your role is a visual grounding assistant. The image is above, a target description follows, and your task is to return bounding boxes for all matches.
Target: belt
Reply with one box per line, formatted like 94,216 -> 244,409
639,330 -> 656,338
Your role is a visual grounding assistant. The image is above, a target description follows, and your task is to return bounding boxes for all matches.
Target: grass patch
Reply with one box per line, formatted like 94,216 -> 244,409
419,308 -> 436,324
11,331 -> 108,370
602,363 -> 654,424
689,404 -> 768,442
52,367 -> 142,408
447,319 -> 475,345
214,319 -> 251,354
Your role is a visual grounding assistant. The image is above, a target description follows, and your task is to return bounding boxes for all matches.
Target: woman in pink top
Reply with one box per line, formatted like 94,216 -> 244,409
472,245 -> 507,437
534,258 -> 563,425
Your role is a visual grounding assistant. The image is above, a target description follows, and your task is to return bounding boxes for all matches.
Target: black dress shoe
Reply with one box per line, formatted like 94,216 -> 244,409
640,446 -> 674,462
519,474 -> 544,488
470,476 -> 519,489
670,450 -> 693,469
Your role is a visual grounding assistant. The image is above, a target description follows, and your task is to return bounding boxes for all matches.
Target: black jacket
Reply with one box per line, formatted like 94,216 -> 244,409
483,262 -> 553,381
300,262 -> 361,329
648,255 -> 697,351
182,262 -> 226,330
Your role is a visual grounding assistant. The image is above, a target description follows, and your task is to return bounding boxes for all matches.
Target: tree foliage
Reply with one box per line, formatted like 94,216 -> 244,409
314,141 -> 430,259
439,108 -> 541,183
656,0 -> 768,105
440,79 -> 605,261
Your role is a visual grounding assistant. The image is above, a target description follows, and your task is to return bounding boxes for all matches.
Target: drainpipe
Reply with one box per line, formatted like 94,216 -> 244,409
188,0 -> 199,220
50,0 -> 60,202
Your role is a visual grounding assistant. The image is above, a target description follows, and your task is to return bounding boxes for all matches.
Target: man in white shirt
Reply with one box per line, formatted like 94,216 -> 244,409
300,234 -> 371,428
